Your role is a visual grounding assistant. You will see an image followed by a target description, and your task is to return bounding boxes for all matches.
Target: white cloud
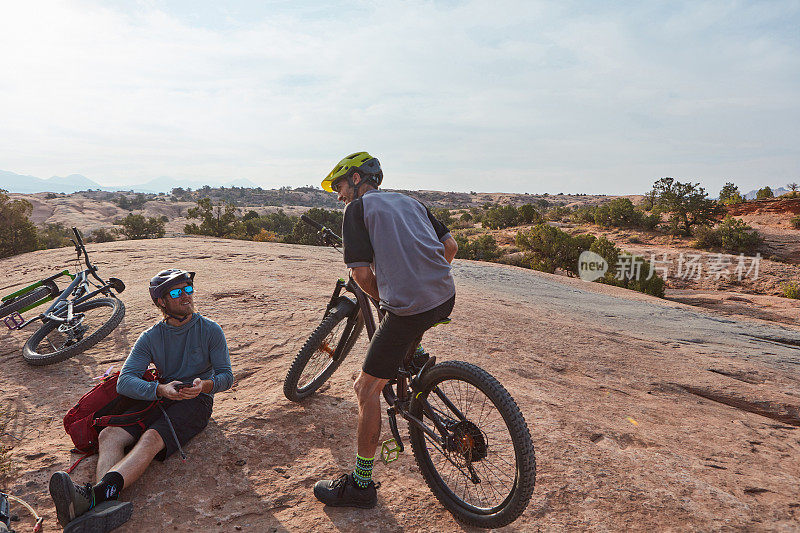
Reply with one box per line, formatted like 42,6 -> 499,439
0,0 -> 797,194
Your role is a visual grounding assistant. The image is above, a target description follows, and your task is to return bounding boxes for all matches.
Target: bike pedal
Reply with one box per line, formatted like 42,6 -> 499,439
380,439 -> 402,465
3,312 -> 24,331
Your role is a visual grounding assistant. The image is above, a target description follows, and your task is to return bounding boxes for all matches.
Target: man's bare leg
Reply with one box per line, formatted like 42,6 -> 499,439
354,371 -> 389,458
96,427 -> 135,482
107,429 -> 165,487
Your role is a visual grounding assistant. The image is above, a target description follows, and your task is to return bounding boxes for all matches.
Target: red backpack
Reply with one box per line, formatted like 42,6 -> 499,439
64,369 -> 160,465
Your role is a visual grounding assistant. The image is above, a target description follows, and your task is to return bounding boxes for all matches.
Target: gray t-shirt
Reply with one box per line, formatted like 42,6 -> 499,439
117,313 -> 233,401
342,189 -> 455,316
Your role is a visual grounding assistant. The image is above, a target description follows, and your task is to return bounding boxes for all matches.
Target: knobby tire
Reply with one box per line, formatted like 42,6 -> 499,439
0,284 -> 57,320
284,303 -> 363,402
408,360 -> 536,529
22,297 -> 125,366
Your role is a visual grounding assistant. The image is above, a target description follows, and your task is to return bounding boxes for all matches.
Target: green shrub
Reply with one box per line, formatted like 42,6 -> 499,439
791,215 -> 800,229
692,224 -> 719,249
570,205 -> 597,224
782,282 -> 800,299
468,207 -> 484,223
116,214 -> 166,239
517,204 -> 543,224
431,208 -> 453,227
0,190 -> 38,258
242,209 -> 296,238
515,224 -> 594,275
715,216 -> 762,254
649,177 -> 722,236
589,237 -> 665,297
37,223 -> 72,249
454,233 -> 500,261
184,197 -> 239,237
594,198 -> 638,228
612,254 -> 666,298
589,236 -> 620,268
460,212 -> 473,223
88,228 -> 117,243
640,212 -> 661,230
483,205 -> 519,229
545,205 -> 571,222
285,208 -> 343,245
719,182 -> 744,205
693,217 -> 761,254
756,186 -> 774,199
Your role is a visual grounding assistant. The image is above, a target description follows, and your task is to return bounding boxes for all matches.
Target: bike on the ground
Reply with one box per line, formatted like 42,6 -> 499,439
0,227 -> 126,365
283,215 -> 535,529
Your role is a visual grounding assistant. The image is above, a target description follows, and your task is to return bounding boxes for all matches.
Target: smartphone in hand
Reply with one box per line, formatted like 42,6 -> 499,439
175,381 -> 195,390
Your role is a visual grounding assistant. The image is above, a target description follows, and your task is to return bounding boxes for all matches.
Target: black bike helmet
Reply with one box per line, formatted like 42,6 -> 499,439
149,269 -> 195,302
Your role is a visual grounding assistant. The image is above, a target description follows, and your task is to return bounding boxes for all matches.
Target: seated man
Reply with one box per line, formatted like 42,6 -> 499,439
49,269 -> 233,531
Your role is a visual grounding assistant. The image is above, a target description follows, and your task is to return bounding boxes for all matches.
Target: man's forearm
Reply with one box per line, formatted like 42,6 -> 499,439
351,267 -> 379,300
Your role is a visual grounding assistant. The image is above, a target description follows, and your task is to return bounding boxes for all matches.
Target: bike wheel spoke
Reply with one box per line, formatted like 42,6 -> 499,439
297,320 -> 345,390
418,376 -> 520,511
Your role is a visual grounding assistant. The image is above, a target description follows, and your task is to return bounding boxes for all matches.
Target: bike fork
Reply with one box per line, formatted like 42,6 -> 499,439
380,407 -> 405,465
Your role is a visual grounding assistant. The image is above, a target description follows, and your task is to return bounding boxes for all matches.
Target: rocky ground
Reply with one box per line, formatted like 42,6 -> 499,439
0,237 -> 798,532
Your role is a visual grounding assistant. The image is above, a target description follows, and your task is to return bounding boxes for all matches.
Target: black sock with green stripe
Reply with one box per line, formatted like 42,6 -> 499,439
353,455 -> 374,489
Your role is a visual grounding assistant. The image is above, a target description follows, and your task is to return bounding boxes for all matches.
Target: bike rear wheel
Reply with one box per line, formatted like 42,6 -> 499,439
283,301 -> 363,402
22,297 -> 125,366
0,283 -> 58,320
408,361 -> 535,529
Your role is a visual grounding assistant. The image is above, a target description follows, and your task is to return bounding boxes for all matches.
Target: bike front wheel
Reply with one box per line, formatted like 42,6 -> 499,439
22,297 -> 125,366
408,361 -> 536,529
283,302 -> 363,402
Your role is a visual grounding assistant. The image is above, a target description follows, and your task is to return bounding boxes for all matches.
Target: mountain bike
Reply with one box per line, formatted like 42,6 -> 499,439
0,227 -> 126,365
284,216 -> 535,529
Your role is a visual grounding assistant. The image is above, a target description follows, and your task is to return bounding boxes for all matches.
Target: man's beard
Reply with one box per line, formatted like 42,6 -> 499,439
165,301 -> 194,319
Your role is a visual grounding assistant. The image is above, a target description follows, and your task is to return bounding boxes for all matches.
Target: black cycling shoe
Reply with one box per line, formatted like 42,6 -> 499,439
49,471 -> 95,526
313,473 -> 377,509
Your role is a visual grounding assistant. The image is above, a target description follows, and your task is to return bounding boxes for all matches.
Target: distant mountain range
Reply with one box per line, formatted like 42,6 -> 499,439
0,170 -> 259,194
743,186 -> 790,200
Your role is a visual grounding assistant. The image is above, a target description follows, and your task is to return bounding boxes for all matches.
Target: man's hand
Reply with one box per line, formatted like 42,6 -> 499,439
350,266 -> 379,300
157,381 -> 184,400
157,378 -> 210,400
443,236 -> 458,264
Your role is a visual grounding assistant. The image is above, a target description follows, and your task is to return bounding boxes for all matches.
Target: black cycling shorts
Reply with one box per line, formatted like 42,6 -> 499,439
363,295 -> 455,380
121,394 -> 213,461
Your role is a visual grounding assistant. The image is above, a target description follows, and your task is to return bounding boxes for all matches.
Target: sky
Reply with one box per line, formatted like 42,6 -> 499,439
1,0 -> 798,194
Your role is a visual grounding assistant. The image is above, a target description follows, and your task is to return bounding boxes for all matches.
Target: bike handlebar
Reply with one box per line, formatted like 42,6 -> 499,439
300,214 -> 323,231
301,215 -> 343,247
72,226 -> 84,247
72,227 -> 104,283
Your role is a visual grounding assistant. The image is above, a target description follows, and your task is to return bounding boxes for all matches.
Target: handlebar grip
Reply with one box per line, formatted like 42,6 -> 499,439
301,215 -> 324,230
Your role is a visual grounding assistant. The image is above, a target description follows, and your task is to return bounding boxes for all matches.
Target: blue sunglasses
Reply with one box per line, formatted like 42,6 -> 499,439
168,285 -> 194,299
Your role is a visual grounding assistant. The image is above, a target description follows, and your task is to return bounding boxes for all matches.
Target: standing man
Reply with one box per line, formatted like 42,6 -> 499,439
313,152 -> 457,508
49,269 -> 233,531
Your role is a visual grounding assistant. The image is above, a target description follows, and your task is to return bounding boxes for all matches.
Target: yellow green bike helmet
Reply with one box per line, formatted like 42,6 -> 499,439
322,151 -> 383,192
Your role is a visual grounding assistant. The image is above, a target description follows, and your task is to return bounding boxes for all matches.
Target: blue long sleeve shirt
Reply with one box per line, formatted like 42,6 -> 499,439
117,314 -> 233,401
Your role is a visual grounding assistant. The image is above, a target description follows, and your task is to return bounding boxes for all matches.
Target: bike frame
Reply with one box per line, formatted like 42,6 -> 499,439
8,227 -> 124,331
